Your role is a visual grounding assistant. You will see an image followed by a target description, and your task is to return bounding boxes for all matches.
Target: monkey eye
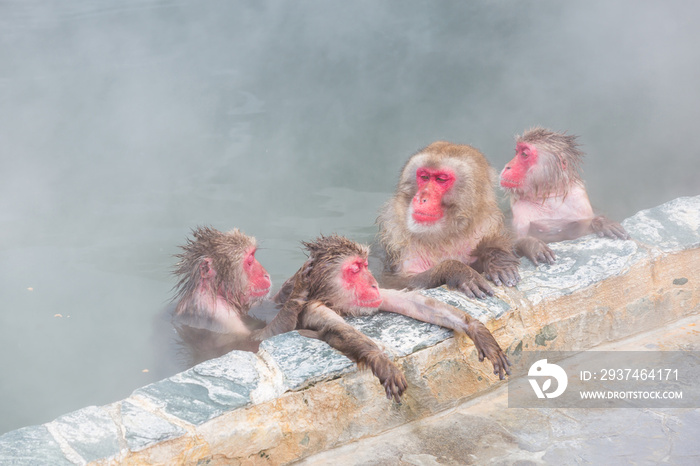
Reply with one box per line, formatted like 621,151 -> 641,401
245,252 -> 255,266
436,176 -> 449,183
420,175 -> 429,181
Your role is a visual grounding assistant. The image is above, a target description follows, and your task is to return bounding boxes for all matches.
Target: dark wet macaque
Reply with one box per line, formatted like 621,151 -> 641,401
171,227 -> 275,363
276,234 -> 511,403
377,141 -> 520,300
500,127 -> 629,265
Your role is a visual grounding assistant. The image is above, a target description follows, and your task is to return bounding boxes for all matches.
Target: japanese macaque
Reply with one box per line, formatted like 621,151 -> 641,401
500,127 -> 629,265
377,141 -> 520,300
273,234 -> 510,402
171,227 -> 296,364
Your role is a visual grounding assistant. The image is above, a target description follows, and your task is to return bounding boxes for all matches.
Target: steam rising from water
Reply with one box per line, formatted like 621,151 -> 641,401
0,1 -> 698,433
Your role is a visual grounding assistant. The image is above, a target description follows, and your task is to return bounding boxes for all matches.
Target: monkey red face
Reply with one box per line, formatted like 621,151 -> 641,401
243,248 -> 271,298
340,256 -> 382,308
500,142 -> 538,189
411,167 -> 455,224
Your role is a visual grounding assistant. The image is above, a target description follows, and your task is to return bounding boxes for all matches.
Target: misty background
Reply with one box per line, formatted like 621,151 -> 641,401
1,1 -> 698,434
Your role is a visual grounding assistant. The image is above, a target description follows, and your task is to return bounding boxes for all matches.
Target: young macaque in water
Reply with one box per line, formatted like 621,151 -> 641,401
377,141 -> 520,300
171,227 -> 297,365
500,127 -> 629,265
272,234 -> 510,402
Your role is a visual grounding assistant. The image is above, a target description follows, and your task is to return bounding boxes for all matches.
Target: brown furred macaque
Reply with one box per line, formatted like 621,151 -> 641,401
377,141 -> 520,299
273,234 -> 510,403
500,127 -> 629,265
171,227 -> 298,365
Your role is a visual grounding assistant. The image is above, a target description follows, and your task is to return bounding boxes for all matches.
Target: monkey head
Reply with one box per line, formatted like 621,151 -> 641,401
302,235 -> 382,316
500,127 -> 584,200
173,227 -> 271,315
392,141 -> 497,237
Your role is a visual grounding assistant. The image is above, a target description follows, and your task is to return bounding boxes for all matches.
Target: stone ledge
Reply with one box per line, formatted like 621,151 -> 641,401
0,196 -> 698,465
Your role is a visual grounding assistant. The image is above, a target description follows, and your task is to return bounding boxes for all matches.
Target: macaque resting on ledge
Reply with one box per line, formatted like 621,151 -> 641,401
377,141 -> 520,300
500,127 -> 629,265
270,234 -> 510,402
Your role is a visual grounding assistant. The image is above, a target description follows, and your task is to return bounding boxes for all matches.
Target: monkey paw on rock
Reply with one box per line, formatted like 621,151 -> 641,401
591,215 -> 630,240
481,248 -> 521,287
465,320 -> 511,380
515,236 -> 556,266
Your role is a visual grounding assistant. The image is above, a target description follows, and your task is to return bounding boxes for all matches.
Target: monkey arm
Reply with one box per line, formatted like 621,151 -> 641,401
406,259 -> 495,299
299,301 -> 407,402
252,268 -> 310,341
379,289 -> 511,380
514,236 -> 556,266
591,215 -> 630,240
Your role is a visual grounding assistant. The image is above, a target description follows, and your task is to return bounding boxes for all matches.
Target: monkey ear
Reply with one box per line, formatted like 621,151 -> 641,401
199,257 -> 215,279
561,160 -> 568,171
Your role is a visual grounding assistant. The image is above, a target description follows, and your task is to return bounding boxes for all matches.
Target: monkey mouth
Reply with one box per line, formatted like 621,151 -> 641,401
356,298 -> 383,308
250,286 -> 271,297
500,178 -> 520,189
411,211 -> 443,224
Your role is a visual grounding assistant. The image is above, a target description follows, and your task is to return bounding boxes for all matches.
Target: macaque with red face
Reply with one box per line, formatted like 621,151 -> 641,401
500,128 -> 629,265
377,141 -> 520,300
274,234 -> 510,402
171,227 -> 296,364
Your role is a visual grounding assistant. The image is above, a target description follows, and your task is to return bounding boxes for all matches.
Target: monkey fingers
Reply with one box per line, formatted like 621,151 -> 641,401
515,237 -> 556,266
592,216 -> 630,240
452,271 -> 494,300
382,367 -> 408,403
360,350 -> 407,403
466,321 -> 511,380
482,255 -> 521,287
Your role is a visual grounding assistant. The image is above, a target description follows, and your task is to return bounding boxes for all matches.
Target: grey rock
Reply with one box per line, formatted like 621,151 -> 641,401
49,405 -> 120,463
119,401 -> 186,452
347,312 -> 452,357
421,286 -> 511,320
517,235 -> 646,305
260,331 -> 355,390
624,196 -> 700,252
133,350 -> 260,425
0,425 -> 72,466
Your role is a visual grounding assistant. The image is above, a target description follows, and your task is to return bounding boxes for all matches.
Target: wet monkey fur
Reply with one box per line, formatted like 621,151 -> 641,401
171,227 -> 297,364
377,141 -> 521,299
500,127 -> 629,265
271,234 -> 510,402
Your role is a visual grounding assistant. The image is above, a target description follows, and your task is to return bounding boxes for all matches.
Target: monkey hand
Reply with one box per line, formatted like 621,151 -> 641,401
480,248 -> 521,287
363,352 -> 407,403
515,236 -> 556,266
465,320 -> 511,380
444,264 -> 495,300
381,364 -> 408,403
591,216 -> 630,240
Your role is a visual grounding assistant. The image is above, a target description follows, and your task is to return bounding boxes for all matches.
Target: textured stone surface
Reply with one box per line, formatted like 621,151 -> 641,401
624,196 -> 700,252
517,235 -> 646,306
119,401 -> 187,452
260,331 -> 355,390
133,350 -> 261,425
347,312 -> 452,357
0,425 -> 73,466
48,405 -> 120,463
421,286 -> 511,320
